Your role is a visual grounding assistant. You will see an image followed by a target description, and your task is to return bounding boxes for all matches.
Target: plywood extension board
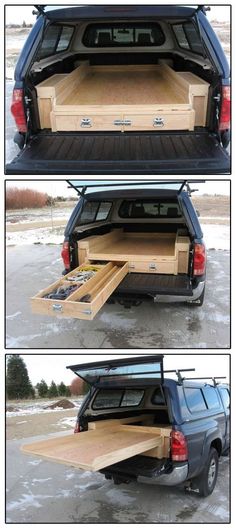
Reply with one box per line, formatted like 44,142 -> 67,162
36,63 -> 209,131
21,425 -> 165,472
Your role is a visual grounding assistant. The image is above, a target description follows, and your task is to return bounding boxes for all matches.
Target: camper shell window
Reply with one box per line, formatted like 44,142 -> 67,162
82,23 -> 165,47
37,24 -> 74,59
92,389 -> 145,409
119,200 -> 182,219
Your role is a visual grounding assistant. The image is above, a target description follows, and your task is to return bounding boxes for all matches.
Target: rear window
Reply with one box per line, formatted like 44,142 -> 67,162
83,23 -> 165,47
92,389 -> 144,409
119,200 -> 182,219
184,388 -> 207,413
37,24 -> 74,59
78,201 -> 112,225
172,22 -> 204,55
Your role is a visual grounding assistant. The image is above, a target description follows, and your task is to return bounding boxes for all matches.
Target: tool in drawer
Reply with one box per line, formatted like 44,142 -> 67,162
44,284 -> 81,300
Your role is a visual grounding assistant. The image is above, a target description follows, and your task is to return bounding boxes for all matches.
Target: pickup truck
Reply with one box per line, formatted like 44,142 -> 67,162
31,180 -> 207,321
22,355 -> 230,497
6,5 -> 230,174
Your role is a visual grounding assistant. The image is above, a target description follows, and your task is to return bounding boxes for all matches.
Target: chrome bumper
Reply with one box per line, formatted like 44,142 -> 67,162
154,281 -> 205,303
138,463 -> 189,486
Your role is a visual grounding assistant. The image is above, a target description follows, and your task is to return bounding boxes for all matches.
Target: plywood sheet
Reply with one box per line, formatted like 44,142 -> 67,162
22,427 -> 163,472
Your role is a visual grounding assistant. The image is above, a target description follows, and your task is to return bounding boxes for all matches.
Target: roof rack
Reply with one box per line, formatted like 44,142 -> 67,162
67,179 -> 205,198
164,370 -> 227,386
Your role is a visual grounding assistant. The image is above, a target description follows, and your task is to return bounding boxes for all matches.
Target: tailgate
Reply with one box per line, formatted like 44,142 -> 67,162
21,425 -> 164,472
31,262 -> 128,320
6,131 -> 230,174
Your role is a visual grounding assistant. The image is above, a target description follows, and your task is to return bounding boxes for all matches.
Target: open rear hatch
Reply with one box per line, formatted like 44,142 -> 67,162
6,131 -> 230,174
22,356 -> 171,472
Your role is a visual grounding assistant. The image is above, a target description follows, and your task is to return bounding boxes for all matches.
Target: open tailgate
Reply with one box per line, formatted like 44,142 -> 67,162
21,425 -> 165,472
6,131 -> 230,174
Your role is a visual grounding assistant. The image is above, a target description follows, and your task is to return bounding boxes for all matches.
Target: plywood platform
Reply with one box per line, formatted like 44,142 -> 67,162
36,63 -> 209,132
21,426 -> 165,472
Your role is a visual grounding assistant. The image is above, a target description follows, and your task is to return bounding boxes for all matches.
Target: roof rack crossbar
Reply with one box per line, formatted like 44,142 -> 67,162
67,180 -> 206,197
182,376 -> 227,386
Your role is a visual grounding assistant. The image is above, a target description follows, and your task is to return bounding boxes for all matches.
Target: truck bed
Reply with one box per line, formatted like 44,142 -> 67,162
5,131 -> 230,174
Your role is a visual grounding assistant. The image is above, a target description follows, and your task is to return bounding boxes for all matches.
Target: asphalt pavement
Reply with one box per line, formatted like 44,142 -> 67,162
6,244 -> 230,349
6,432 -> 230,523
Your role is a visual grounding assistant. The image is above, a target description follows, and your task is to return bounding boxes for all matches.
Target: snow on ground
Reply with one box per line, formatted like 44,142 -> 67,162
6,206 -> 72,224
6,223 -> 230,250
6,398 -> 84,418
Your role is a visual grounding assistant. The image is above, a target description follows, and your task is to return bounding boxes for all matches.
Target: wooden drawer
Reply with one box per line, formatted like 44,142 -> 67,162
51,114 -> 123,132
31,262 -> 128,320
128,260 -> 178,275
123,111 -> 195,131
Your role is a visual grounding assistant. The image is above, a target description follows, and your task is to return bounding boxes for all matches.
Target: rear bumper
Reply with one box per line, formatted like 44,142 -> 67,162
138,462 -> 189,486
153,280 -> 205,303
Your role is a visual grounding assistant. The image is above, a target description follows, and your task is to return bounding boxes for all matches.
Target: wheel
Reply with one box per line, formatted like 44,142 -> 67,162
187,286 -> 205,307
195,447 -> 219,497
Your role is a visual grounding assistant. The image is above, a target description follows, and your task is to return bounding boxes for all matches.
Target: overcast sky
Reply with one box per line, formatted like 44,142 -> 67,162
5,4 -> 231,25
5,180 -> 230,197
6,353 -> 230,386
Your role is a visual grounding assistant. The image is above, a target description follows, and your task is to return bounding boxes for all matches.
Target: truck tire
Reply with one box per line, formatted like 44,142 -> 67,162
195,447 -> 219,497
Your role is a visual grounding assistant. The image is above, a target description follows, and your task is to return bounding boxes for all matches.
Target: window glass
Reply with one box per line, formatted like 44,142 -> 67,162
172,24 -> 190,49
83,23 -> 165,47
37,24 -> 74,59
202,387 -> 220,410
78,201 -> 112,225
56,26 -> 74,52
119,200 -> 181,219
93,389 -> 144,409
172,22 -> 203,55
151,386 -> 166,405
219,388 -> 230,409
184,388 -> 207,412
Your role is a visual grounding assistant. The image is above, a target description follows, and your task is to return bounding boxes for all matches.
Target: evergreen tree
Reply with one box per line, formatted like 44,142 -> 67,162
6,355 -> 34,399
65,386 -> 71,397
57,381 -> 67,396
48,380 -> 58,397
36,379 -> 48,398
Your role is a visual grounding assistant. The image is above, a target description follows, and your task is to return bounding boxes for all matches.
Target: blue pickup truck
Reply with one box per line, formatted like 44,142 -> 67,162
6,5 -> 230,174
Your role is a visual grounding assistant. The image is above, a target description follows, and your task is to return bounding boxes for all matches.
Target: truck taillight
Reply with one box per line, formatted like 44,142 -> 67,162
171,431 -> 188,462
219,86 -> 230,131
193,243 -> 206,276
11,89 -> 27,133
61,241 -> 70,270
74,420 -> 81,433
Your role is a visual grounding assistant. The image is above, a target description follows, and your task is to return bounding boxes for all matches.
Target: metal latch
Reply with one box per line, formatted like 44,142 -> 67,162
149,263 -> 157,270
80,118 -> 92,128
153,117 -> 164,127
82,309 -> 92,315
52,304 -> 63,312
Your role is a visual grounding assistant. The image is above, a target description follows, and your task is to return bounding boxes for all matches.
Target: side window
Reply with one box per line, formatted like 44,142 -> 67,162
184,388 -> 207,412
96,202 -> 112,221
121,390 -> 144,407
219,388 -> 230,409
202,387 -> 221,410
79,201 -> 99,224
172,24 -> 190,50
151,386 -> 166,405
56,26 -> 74,52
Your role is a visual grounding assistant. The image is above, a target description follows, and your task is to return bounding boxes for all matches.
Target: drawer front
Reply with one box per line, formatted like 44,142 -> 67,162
128,261 -> 178,275
53,114 -> 123,131
31,262 -> 128,320
123,112 -> 195,131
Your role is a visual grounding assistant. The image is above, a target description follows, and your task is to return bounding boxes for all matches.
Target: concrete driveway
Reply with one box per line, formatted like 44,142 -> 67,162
6,244 -> 230,349
6,432 -> 230,523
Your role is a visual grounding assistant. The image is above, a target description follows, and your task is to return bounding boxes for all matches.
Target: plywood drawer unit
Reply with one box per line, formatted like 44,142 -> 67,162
128,260 -> 178,274
50,113 -> 123,132
123,110 -> 195,132
36,74 -> 68,129
31,262 -> 128,320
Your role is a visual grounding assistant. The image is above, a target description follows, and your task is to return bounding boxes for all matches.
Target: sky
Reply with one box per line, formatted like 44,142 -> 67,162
7,353 -> 230,386
5,4 -> 231,25
6,180 -> 230,197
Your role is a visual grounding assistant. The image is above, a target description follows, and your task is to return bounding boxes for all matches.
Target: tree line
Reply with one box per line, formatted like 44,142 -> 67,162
6,355 -> 87,400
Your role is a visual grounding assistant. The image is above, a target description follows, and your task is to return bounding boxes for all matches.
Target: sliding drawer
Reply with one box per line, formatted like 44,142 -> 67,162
31,262 -> 128,320
123,111 -> 195,131
51,113 -> 123,132
128,260 -> 178,275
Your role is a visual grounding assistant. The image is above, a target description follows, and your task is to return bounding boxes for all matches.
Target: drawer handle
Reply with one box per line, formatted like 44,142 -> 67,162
82,309 -> 92,315
129,264 -> 135,269
114,119 -> 132,126
80,118 -> 92,128
153,117 -> 164,127
52,304 -> 63,312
